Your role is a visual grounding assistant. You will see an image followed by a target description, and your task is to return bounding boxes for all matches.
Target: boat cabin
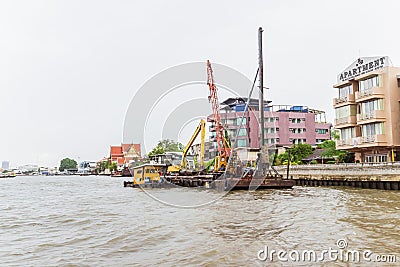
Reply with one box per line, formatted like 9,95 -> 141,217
131,164 -> 166,185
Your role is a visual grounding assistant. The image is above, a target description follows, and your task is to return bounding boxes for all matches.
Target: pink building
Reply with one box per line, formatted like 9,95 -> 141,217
208,97 -> 331,152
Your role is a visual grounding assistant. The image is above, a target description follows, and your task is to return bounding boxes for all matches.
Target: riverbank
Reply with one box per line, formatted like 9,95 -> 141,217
275,162 -> 400,190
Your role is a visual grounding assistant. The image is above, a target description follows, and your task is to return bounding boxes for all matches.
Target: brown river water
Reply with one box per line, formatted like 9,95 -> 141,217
0,175 -> 399,266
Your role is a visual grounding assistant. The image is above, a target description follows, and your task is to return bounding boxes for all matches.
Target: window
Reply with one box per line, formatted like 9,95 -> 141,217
237,139 -> 247,147
340,127 -> 355,140
276,128 -> 280,131
359,75 -> 382,91
361,122 -> 384,136
365,155 -> 374,163
265,128 -> 275,135
303,139 -> 306,143
289,118 -> 304,123
275,117 -> 279,121
376,155 -> 387,163
335,105 -> 357,119
361,99 -> 383,114
338,84 -> 353,98
276,138 -> 280,143
238,128 -> 247,136
289,138 -> 293,143
316,129 -> 328,134
237,117 -> 246,125
303,128 -> 306,132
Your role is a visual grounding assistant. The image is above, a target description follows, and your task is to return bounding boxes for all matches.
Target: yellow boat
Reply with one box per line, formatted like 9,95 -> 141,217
128,163 -> 166,187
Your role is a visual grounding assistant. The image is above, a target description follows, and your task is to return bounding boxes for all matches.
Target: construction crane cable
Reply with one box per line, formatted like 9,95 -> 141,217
232,68 -> 260,149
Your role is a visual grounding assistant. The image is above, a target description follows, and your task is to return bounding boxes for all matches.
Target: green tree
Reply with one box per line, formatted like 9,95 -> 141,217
109,162 -> 117,172
148,139 -> 184,157
96,158 -> 111,173
331,128 -> 340,140
318,140 -> 348,162
276,143 -> 313,165
290,143 -> 313,162
59,158 -> 77,171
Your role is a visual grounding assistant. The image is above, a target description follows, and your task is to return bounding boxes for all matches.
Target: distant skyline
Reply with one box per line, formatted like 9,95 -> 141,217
1,0 -> 400,167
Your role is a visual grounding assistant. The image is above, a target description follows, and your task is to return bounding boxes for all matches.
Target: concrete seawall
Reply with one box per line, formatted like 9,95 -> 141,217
274,163 -> 400,190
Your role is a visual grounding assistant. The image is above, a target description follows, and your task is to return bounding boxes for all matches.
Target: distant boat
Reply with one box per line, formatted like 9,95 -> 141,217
0,172 -> 16,178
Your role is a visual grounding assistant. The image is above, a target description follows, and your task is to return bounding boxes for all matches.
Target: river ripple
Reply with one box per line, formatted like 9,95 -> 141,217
0,175 -> 399,266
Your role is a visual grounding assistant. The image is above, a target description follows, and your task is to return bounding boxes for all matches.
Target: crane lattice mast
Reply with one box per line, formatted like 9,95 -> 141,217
206,60 -> 229,162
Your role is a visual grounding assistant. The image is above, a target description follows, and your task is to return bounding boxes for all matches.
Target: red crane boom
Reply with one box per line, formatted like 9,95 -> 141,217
206,60 -> 230,170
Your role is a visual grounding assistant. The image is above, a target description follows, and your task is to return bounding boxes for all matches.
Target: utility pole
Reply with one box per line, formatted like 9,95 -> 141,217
258,27 -> 265,148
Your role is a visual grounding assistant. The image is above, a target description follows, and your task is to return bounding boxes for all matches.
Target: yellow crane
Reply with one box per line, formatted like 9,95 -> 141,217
181,119 -> 206,169
167,119 -> 206,172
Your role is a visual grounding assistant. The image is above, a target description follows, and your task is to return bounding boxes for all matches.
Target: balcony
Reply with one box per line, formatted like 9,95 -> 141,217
357,110 -> 386,124
334,116 -> 357,128
358,134 -> 388,146
355,87 -> 384,102
333,93 -> 355,107
337,134 -> 388,148
336,138 -> 354,149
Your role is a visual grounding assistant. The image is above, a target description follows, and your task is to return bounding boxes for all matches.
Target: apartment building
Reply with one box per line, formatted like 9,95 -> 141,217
333,56 -> 400,163
207,97 -> 331,155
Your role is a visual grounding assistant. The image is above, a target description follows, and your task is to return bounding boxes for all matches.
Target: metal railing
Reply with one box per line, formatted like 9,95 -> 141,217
361,135 -> 376,143
357,89 -> 373,98
360,110 -> 376,120
334,96 -> 348,105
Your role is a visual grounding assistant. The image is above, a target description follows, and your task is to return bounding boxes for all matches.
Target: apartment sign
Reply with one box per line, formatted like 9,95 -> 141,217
337,56 -> 389,83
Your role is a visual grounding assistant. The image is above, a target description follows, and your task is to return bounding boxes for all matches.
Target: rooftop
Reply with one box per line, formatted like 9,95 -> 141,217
269,105 -> 326,115
220,97 -> 271,108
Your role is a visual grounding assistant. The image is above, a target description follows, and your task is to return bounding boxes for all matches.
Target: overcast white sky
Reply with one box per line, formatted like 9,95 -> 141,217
1,0 -> 400,167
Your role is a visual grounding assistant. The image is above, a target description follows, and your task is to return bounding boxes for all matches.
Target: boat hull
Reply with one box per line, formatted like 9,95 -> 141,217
214,177 -> 295,191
